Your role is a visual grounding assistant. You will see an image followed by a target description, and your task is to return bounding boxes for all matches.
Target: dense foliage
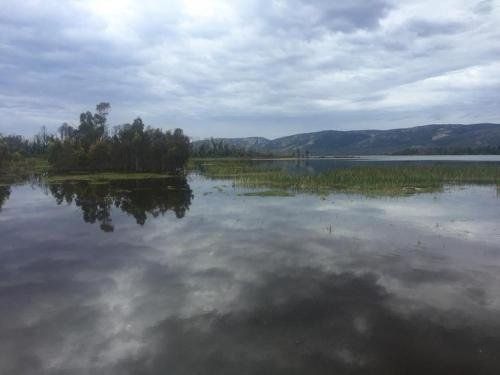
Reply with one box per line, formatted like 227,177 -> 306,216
0,137 -> 8,169
191,138 -> 272,158
1,127 -> 53,170
1,103 -> 190,174
48,103 -> 190,173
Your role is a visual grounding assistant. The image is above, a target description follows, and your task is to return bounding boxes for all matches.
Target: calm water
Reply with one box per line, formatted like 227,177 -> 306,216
1,159 -> 500,374
255,154 -> 500,174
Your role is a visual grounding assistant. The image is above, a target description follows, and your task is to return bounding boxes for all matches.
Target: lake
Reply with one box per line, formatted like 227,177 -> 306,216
1,157 -> 500,374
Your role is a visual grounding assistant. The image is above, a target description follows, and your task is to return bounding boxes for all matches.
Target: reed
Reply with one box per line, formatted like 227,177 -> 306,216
194,160 -> 500,196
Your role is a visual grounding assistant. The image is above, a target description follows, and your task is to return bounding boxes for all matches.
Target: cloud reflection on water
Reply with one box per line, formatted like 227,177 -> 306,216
0,179 -> 499,374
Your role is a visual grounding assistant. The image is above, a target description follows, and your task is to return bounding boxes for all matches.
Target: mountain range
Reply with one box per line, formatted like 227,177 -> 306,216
193,123 -> 500,155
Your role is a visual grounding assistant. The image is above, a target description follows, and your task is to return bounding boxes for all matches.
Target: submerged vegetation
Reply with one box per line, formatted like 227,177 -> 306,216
194,160 -> 500,196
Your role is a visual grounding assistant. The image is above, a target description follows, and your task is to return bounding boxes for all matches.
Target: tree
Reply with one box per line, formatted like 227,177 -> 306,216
78,111 -> 102,150
88,141 -> 111,171
95,102 -> 111,140
48,103 -> 191,173
96,102 -> 111,117
58,122 -> 75,141
191,138 -> 264,158
48,139 -> 80,172
0,136 -> 10,169
32,126 -> 52,154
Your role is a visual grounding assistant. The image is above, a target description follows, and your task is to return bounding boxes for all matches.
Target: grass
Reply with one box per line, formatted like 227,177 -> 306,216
241,189 -> 295,197
3,157 -> 500,197
0,157 -> 49,184
0,157 -> 178,185
46,172 -> 175,183
193,159 -> 500,196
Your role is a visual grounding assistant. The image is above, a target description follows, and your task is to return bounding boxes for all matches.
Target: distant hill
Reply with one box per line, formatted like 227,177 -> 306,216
192,123 -> 500,155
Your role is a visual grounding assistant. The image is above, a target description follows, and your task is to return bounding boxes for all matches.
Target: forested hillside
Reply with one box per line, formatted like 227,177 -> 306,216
192,123 -> 500,156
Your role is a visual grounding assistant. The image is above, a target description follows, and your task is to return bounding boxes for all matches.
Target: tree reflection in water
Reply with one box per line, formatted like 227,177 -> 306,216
0,185 -> 10,211
48,178 -> 192,231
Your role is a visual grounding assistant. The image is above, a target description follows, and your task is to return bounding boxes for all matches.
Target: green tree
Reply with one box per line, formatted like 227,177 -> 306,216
88,141 -> 111,171
0,136 -> 9,169
58,122 -> 75,141
48,103 -> 191,173
48,139 -> 80,172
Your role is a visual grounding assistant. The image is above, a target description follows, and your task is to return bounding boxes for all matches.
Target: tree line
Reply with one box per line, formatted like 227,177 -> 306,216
191,138 -> 273,158
49,103 -> 190,172
0,126 -> 53,169
1,103 -> 191,173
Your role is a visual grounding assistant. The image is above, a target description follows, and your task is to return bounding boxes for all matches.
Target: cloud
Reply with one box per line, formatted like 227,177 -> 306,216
474,0 -> 494,14
0,0 -> 499,138
406,19 -> 465,37
250,0 -> 392,38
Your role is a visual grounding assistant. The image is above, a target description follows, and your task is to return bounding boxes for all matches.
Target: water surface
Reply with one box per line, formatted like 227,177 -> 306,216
257,154 -> 500,174
1,161 -> 500,374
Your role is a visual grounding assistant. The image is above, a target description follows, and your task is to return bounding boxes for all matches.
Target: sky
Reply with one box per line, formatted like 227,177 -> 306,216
1,0 -> 499,139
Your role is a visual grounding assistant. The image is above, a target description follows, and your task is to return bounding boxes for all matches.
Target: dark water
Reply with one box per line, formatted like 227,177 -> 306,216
1,160 -> 500,374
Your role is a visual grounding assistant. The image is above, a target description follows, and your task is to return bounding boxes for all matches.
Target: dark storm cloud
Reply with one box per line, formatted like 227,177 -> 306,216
0,0 -> 499,138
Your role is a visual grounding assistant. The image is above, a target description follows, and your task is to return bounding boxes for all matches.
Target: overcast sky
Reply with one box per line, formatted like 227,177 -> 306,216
1,0 -> 499,139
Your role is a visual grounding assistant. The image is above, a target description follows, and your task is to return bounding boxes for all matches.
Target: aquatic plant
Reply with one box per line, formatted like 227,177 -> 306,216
194,160 -> 500,196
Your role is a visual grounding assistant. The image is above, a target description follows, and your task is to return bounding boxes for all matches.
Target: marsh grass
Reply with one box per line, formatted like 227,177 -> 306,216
0,157 -> 49,184
46,172 -> 176,183
194,160 -> 500,196
241,189 -> 295,197
1,156 -> 181,185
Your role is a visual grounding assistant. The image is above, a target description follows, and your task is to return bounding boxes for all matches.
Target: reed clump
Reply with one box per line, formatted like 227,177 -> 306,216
195,160 -> 500,196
